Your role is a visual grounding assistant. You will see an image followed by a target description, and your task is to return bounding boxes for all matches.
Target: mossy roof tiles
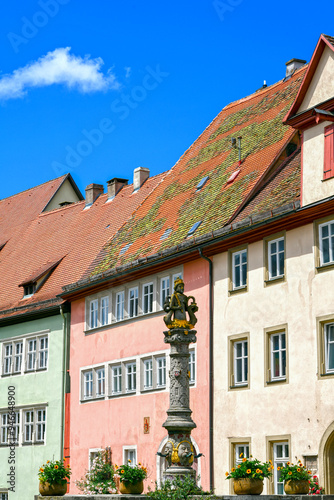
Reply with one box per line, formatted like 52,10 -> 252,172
89,67 -> 306,277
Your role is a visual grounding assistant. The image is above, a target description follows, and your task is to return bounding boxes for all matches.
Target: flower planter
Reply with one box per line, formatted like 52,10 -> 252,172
39,481 -> 67,496
119,480 -> 144,494
284,479 -> 310,495
233,477 -> 264,495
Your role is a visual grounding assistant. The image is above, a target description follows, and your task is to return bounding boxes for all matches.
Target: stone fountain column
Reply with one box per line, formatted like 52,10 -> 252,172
160,278 -> 199,482
162,327 -> 197,481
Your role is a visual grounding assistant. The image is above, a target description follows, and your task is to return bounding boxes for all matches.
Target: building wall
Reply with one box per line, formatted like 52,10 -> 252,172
0,314 -> 65,500
302,120 -> 334,206
299,46 -> 334,112
213,222 -> 334,494
68,259 -> 211,493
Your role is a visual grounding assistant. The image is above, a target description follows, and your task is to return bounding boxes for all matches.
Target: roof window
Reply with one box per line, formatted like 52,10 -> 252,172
160,228 -> 172,241
187,221 -> 202,238
119,243 -> 132,255
23,283 -> 36,298
196,176 -> 209,191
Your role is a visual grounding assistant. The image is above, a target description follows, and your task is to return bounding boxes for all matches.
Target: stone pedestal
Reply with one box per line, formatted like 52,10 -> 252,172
162,327 -> 197,482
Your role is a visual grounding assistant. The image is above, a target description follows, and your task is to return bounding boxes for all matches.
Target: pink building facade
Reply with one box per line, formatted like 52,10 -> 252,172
67,258 -> 211,493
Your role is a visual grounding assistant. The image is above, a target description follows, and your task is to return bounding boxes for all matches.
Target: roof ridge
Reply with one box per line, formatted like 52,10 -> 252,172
0,174 -> 68,203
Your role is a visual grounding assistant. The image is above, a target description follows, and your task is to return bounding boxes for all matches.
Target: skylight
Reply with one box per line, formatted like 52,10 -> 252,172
160,228 -> 172,241
187,221 -> 202,238
119,243 -> 132,255
196,176 -> 209,191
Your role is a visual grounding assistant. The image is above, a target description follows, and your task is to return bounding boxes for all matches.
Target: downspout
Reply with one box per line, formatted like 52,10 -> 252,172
59,305 -> 67,460
198,248 -> 214,492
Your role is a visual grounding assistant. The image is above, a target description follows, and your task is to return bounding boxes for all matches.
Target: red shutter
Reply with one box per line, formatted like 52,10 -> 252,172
324,124 -> 334,179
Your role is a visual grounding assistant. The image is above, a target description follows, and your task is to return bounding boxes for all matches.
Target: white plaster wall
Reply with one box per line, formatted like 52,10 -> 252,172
46,178 -> 81,211
213,224 -> 334,494
302,121 -> 334,206
299,46 -> 334,112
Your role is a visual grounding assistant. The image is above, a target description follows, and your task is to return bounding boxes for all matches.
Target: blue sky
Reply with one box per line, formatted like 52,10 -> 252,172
0,0 -> 333,200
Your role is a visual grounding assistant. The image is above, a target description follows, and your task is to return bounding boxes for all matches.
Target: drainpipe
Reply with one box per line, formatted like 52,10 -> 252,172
59,305 -> 67,460
198,248 -> 214,492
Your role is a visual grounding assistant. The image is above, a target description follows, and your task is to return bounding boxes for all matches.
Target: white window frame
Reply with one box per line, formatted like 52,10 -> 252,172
123,446 -> 137,466
234,340 -> 248,386
270,332 -> 286,381
35,409 -> 46,442
325,323 -> 334,374
116,291 -> 125,321
100,296 -> 109,326
319,220 -> 334,266
235,444 -> 250,465
143,359 -> 153,389
96,367 -> 105,397
128,287 -> 139,318
1,407 -> 46,446
83,370 -> 93,400
90,299 -> 98,329
268,237 -> 285,279
188,349 -> 196,385
125,362 -> 136,393
156,356 -> 166,388
142,283 -> 154,314
111,365 -> 122,395
273,442 -> 289,494
232,249 -> 247,290
160,277 -> 170,308
82,367 -> 106,400
1,333 -> 49,376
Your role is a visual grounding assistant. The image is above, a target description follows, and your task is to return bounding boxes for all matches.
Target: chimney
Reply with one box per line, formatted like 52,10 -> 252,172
285,58 -> 306,78
133,167 -> 150,191
85,183 -> 103,206
107,177 -> 128,200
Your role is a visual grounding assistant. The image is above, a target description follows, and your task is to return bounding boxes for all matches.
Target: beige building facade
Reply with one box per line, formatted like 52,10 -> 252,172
213,34 -> 334,495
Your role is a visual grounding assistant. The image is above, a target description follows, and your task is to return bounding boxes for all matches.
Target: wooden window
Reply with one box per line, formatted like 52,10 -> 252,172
324,124 -> 334,180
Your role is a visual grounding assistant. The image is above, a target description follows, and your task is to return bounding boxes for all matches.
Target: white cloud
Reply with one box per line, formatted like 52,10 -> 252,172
0,47 -> 120,100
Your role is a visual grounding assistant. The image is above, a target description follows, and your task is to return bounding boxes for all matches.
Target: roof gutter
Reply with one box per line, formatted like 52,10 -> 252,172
198,248 -> 214,492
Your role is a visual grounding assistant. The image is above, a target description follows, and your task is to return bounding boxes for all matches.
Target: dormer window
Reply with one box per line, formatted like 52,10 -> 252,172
19,258 -> 63,299
23,284 -> 36,298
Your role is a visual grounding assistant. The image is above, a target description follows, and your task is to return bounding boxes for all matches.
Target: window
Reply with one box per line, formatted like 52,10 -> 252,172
36,409 -> 46,442
196,176 -> 209,191
0,412 -> 20,445
143,283 -> 153,314
272,441 -> 289,494
157,356 -> 166,387
319,220 -> 334,266
144,359 -> 153,389
123,447 -> 137,465
267,237 -> 285,280
142,355 -> 167,391
187,221 -> 202,237
189,350 -> 196,385
235,444 -> 250,465
111,365 -> 122,395
128,287 -> 138,318
82,367 -> 105,400
90,299 -> 98,329
324,124 -> 334,180
160,277 -> 170,307
0,492 -> 8,500
230,248 -> 247,291
116,291 -> 125,321
100,297 -> 109,326
1,334 -> 49,376
317,317 -> 334,378
126,362 -> 136,393
233,340 -> 248,386
229,334 -> 249,389
265,326 -> 288,384
23,283 -> 36,297
24,410 -> 35,443
1,407 -> 46,446
271,333 -> 286,381
160,228 -> 172,240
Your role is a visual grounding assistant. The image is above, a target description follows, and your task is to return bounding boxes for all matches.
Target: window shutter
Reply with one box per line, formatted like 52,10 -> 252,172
324,125 -> 334,180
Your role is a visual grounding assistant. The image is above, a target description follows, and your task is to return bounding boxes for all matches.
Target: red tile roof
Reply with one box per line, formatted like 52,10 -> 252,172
0,174 -> 164,319
88,67 -> 306,277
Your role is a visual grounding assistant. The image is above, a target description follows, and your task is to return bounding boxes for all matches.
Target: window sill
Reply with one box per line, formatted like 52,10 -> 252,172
264,275 -> 285,286
229,383 -> 249,391
141,386 -> 166,393
316,262 -> 334,273
319,371 -> 334,378
81,395 -> 106,403
266,378 -> 287,386
229,286 -> 247,296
